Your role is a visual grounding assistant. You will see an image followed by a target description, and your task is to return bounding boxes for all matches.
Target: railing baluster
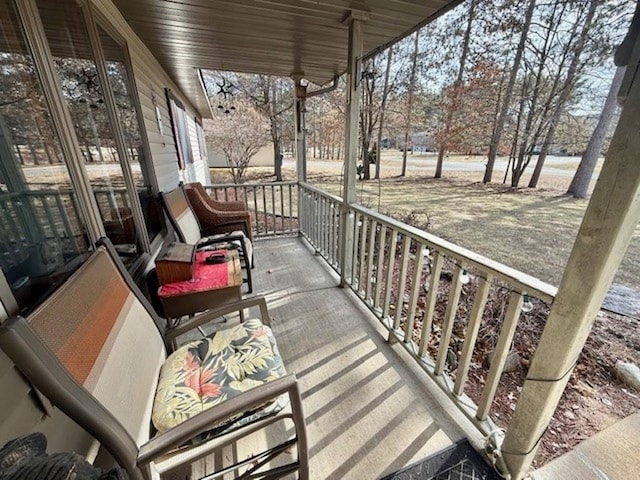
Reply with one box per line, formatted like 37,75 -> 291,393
382,228 -> 397,319
335,202 -> 340,265
304,190 -> 310,240
262,185 -> 268,235
251,186 -> 258,235
454,274 -> 492,396
41,196 -> 57,238
350,211 -> 360,286
289,184 -> 294,234
365,220 -> 377,302
373,226 -> 387,310
434,263 -> 464,375
280,185 -> 285,234
393,235 -> 412,331
297,186 -> 302,234
324,198 -> 330,256
4,202 -> 23,242
358,217 -> 368,294
318,197 -> 327,256
418,250 -> 443,357
404,241 -> 426,344
476,290 -> 523,421
270,185 -> 276,234
310,192 -> 316,246
54,193 -> 74,241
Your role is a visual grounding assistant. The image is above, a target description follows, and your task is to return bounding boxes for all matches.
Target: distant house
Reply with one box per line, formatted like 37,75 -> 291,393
411,131 -> 436,153
207,143 -> 274,168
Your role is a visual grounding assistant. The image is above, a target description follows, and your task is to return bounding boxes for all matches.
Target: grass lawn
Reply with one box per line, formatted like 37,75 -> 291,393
213,160 -> 639,291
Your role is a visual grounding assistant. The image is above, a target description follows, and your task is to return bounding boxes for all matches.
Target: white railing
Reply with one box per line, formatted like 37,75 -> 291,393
298,181 -> 558,458
206,182 -> 298,237
0,189 -> 80,245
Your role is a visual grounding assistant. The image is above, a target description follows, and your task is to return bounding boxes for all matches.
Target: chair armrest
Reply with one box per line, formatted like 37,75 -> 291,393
137,373 -> 299,464
196,232 -> 246,249
164,296 -> 271,342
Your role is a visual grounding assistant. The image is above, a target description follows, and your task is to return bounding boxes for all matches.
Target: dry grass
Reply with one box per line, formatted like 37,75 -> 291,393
214,160 -> 640,291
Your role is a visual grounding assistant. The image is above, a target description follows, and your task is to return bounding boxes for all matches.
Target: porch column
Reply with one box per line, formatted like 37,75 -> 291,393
339,10 -> 367,286
294,78 -> 307,183
501,27 -> 640,480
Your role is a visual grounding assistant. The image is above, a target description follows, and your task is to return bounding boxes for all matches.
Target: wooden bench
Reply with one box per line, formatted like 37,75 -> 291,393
0,238 -> 308,480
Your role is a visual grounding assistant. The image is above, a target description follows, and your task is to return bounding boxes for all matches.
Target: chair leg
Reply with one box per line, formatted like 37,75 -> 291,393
238,238 -> 253,294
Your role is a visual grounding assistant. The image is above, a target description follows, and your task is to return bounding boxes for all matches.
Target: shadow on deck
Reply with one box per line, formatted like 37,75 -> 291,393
238,236 -> 478,479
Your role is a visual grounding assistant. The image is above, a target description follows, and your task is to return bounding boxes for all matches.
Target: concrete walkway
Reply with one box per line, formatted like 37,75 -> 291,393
530,412 -> 640,480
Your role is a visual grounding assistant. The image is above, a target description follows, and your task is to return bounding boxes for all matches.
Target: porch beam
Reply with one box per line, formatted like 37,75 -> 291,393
339,11 -> 366,286
501,34 -> 640,479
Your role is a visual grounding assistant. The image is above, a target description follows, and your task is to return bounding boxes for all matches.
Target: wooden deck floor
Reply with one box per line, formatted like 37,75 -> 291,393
185,236 -> 474,479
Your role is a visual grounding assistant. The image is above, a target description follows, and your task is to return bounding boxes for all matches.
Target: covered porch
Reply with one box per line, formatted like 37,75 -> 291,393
1,0 -> 640,479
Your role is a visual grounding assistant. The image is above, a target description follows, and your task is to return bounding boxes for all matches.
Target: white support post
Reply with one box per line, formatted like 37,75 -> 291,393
294,78 -> 307,184
501,32 -> 640,479
339,11 -> 367,286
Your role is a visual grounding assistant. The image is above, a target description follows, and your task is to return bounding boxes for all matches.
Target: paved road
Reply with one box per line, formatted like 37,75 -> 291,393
286,154 -> 592,179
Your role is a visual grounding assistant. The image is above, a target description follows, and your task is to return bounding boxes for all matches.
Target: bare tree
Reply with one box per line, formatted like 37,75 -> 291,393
483,0 -> 536,183
567,66 -> 624,198
528,0 -> 599,188
401,32 -> 420,177
202,72 -> 293,181
434,0 -> 477,178
204,99 -> 270,183
375,46 -> 393,180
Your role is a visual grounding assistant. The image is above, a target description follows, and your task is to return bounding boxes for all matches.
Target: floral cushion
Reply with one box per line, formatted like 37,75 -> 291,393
152,319 -> 288,439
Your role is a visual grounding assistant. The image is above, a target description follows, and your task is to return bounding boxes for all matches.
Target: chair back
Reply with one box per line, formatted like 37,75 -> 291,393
0,241 -> 167,478
160,187 -> 202,244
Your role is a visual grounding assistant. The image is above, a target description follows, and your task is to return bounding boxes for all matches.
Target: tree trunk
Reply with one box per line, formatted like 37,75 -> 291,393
402,32 -> 420,177
484,0 -> 536,183
375,47 -> 393,180
567,66 -> 624,198
273,138 -> 282,181
528,0 -> 598,188
435,0 -> 476,178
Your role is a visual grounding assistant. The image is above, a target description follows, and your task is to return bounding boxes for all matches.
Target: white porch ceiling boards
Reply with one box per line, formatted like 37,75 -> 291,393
112,0 -> 463,117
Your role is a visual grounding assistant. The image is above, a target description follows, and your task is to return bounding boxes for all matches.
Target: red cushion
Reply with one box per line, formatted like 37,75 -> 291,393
158,251 -> 232,297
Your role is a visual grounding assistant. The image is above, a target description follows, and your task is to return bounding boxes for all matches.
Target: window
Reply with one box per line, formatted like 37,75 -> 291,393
166,89 -> 193,169
36,0 -> 154,261
95,24 -> 161,241
0,0 -> 91,313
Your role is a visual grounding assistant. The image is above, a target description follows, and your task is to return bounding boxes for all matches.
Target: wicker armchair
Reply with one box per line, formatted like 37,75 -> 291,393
183,183 -> 254,242
186,182 -> 247,213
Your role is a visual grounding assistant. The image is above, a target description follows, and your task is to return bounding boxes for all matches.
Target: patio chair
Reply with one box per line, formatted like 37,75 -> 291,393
0,238 -> 308,480
183,183 -> 254,242
160,186 -> 253,293
185,181 -> 248,215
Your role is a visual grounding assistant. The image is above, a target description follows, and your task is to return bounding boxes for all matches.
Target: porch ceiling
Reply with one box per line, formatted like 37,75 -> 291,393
112,0 -> 463,118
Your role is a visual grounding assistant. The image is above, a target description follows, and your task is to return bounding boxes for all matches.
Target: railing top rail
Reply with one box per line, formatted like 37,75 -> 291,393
299,182 -> 342,203
205,181 -> 298,189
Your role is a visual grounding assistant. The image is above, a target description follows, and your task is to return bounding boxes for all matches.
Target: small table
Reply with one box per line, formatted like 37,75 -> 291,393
158,249 -> 242,320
